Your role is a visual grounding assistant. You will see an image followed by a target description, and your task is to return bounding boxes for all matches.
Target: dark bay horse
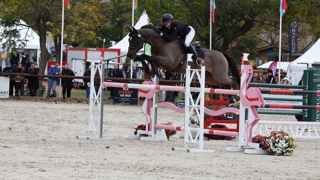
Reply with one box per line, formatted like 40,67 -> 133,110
126,25 -> 240,88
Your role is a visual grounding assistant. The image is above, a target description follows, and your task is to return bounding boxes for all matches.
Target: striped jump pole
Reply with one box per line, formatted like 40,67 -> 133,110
155,124 -> 239,137
102,82 -> 239,95
265,104 -> 320,110
260,89 -> 320,95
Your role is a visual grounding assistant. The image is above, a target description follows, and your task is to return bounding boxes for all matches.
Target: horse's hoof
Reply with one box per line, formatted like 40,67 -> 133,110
196,58 -> 204,66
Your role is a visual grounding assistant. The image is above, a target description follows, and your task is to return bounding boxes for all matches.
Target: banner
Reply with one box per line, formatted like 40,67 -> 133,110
289,19 -> 299,55
113,87 -> 138,105
268,61 -> 278,77
0,77 -> 10,98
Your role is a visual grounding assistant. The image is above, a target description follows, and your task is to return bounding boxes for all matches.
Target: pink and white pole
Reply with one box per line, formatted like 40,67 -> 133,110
155,124 -> 239,137
102,82 -> 239,95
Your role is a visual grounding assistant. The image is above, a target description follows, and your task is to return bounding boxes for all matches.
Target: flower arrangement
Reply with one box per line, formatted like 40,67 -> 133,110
160,122 -> 176,140
252,130 -> 297,156
134,122 -> 176,140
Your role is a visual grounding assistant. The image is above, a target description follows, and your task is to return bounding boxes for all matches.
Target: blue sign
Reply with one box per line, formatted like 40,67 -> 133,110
267,51 -> 274,57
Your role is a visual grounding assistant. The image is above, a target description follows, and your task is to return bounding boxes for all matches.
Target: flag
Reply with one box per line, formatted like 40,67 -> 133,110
64,0 -> 70,9
100,50 -> 104,58
211,0 -> 216,23
134,0 -> 138,14
280,0 -> 287,16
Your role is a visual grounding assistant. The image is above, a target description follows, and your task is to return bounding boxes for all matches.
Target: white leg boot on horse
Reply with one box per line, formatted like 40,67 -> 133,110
187,44 -> 204,66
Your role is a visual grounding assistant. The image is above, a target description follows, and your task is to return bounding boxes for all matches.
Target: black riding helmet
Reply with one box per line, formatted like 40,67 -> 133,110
162,13 -> 173,25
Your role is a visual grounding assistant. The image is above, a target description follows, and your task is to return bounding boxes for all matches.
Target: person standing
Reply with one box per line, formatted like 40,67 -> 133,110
125,66 -> 136,79
110,64 -> 124,99
13,62 -> 25,96
27,62 -> 39,96
266,70 -> 277,84
10,52 -> 19,71
83,66 -> 91,98
2,62 -> 14,96
61,64 -> 75,99
47,62 -> 60,98
21,53 -> 30,70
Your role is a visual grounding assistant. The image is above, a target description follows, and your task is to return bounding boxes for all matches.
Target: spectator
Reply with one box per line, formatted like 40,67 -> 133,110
10,51 -> 19,71
2,62 -> 14,96
281,77 -> 292,85
47,62 -> 60,98
27,62 -> 39,96
13,62 -> 25,96
266,70 -> 277,84
110,64 -> 124,99
83,66 -> 91,98
255,72 -> 266,83
21,53 -> 30,70
125,66 -> 136,79
61,64 -> 75,99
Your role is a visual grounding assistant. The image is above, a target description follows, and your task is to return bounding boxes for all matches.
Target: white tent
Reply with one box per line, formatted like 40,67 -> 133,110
111,11 -> 150,51
0,20 -> 41,67
287,38 -> 320,85
257,61 -> 290,70
110,11 -> 150,63
0,20 -> 40,50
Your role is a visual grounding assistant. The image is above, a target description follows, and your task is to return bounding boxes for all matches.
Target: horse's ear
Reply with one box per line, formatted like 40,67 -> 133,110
132,26 -> 137,32
126,26 -> 132,32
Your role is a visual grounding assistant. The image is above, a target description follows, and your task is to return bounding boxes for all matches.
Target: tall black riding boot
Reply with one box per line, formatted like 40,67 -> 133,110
187,45 -> 204,66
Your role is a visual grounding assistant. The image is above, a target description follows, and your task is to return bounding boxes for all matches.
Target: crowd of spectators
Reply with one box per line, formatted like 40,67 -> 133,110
252,70 -> 293,85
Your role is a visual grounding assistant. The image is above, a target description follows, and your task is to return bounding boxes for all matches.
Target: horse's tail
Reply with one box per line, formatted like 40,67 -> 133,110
222,53 -> 240,87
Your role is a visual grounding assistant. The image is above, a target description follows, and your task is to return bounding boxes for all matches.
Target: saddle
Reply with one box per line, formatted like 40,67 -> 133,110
179,40 -> 205,59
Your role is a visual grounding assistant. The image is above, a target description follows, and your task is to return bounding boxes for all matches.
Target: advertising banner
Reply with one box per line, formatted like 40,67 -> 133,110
112,87 -> 138,105
0,77 -> 10,98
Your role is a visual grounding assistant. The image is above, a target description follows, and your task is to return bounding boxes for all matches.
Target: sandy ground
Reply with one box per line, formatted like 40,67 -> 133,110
1,100 -> 320,180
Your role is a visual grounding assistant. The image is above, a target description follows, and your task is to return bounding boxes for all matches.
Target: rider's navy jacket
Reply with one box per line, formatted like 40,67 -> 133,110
160,22 -> 191,42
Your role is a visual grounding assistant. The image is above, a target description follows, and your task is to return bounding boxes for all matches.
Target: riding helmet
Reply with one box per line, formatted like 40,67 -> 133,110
162,13 -> 173,25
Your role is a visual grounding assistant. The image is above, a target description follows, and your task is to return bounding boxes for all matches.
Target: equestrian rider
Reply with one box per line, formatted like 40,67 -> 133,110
158,13 -> 204,66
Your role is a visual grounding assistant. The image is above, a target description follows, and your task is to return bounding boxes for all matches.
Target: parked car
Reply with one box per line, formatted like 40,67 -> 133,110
49,44 -> 71,57
49,46 -> 56,57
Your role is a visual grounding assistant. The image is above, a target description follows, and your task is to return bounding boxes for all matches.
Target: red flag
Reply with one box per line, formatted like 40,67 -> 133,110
282,0 -> 288,10
100,50 -> 104,58
211,0 -> 216,23
64,0 -> 70,9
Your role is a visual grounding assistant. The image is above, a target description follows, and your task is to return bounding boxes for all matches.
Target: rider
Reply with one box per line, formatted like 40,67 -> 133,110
158,13 -> 204,66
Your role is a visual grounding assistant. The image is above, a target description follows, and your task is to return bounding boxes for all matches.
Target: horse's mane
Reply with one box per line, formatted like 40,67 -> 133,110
141,24 -> 157,30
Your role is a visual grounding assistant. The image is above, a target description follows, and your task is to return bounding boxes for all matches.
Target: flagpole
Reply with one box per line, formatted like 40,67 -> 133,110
131,0 -> 135,78
209,1 -> 212,50
132,0 -> 134,27
278,12 -> 282,83
59,0 -> 65,98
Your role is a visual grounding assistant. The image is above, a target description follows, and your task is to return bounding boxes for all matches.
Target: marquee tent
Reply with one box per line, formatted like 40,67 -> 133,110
0,20 -> 41,67
111,11 -> 150,52
287,38 -> 320,85
257,61 -> 290,70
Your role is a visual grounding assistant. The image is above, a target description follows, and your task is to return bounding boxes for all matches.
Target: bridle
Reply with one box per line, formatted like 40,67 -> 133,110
128,29 -> 165,54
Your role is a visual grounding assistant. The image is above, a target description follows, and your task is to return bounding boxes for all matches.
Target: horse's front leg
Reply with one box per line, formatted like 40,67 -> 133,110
133,54 -> 151,76
135,54 -> 159,78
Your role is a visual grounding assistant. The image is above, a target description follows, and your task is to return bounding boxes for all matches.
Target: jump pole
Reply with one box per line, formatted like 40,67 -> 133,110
155,124 -> 239,137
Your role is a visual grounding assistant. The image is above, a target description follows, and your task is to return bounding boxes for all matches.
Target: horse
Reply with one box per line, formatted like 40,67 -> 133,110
126,25 -> 240,89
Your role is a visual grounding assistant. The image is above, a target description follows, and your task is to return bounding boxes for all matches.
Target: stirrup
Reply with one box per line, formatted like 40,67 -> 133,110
196,58 -> 204,66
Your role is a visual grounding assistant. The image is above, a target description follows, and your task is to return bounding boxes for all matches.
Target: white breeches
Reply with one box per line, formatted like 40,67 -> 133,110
185,26 -> 195,47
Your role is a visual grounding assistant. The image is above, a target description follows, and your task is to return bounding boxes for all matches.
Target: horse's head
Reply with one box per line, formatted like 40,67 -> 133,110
127,27 -> 145,59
